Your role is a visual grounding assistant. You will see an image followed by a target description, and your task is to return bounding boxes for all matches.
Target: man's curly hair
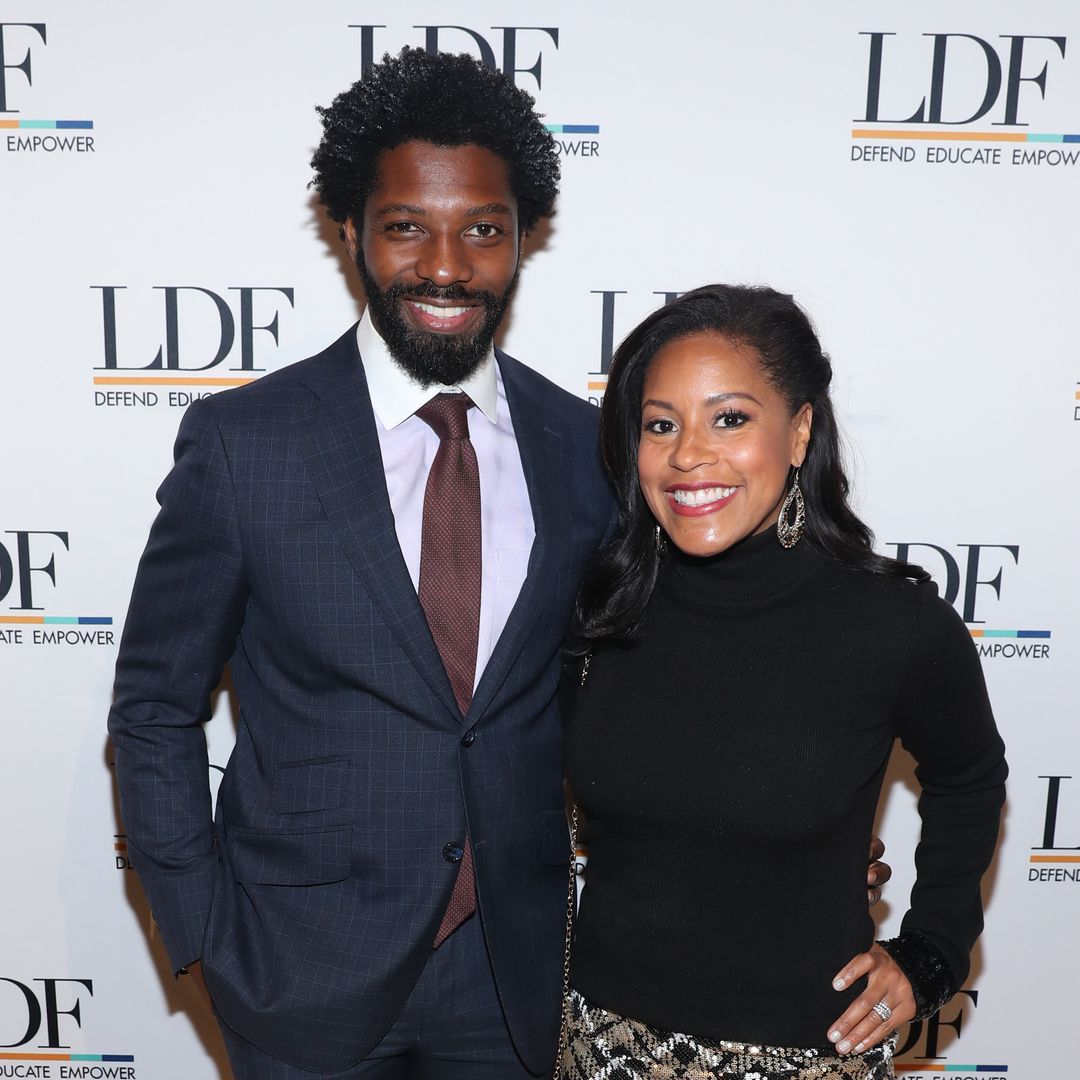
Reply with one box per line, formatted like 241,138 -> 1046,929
311,47 -> 560,235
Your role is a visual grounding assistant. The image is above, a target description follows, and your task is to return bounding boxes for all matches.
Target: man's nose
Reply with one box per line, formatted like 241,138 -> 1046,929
415,233 -> 472,287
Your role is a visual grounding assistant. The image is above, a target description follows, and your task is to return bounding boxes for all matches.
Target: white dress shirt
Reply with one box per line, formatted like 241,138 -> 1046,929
356,309 -> 535,690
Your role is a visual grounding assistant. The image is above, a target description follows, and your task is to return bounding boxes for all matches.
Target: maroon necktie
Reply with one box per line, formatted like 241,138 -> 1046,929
415,393 -> 480,947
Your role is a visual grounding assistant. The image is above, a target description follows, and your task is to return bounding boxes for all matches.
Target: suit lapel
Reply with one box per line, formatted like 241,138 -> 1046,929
294,331 -> 462,722
468,351 -> 569,721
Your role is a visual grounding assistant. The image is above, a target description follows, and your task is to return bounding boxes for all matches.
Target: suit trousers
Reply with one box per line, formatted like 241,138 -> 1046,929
218,913 -> 541,1079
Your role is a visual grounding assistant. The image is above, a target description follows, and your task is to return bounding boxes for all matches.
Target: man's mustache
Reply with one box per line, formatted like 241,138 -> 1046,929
392,282 -> 499,305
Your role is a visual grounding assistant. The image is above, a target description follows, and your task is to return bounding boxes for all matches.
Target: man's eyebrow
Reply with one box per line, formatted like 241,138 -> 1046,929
465,202 -> 515,217
370,202 -> 514,219
371,203 -> 427,218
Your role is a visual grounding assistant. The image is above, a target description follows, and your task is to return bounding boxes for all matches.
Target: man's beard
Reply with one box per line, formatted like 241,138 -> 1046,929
357,256 -> 518,387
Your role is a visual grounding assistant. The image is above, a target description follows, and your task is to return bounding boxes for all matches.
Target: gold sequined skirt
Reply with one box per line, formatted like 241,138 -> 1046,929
562,990 -> 895,1080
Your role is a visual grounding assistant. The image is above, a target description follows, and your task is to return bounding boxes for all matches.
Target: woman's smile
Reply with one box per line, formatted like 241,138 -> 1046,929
665,482 -> 741,515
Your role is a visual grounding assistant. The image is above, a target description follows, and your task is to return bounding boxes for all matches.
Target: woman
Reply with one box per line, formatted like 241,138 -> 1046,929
562,285 -> 1006,1080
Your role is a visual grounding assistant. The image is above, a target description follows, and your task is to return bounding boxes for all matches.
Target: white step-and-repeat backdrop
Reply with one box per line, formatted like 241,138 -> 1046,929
3,2 -> 1077,1077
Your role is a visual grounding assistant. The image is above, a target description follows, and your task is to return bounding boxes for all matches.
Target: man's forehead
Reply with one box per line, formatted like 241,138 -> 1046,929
371,141 -> 514,201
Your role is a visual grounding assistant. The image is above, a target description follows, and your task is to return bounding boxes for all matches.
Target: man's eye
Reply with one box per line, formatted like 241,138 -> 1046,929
386,222 -> 421,234
468,222 -> 500,238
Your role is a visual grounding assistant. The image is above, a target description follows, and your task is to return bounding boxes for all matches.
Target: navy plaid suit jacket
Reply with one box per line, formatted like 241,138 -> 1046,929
108,326 -> 613,1074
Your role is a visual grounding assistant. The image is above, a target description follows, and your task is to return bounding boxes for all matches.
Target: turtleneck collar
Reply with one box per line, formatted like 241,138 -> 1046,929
658,527 -> 825,612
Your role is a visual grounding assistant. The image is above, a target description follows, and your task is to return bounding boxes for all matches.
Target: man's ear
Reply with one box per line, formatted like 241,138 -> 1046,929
344,217 -> 359,262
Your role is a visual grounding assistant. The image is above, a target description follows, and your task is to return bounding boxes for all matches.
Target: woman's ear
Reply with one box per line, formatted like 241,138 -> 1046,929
792,403 -> 813,467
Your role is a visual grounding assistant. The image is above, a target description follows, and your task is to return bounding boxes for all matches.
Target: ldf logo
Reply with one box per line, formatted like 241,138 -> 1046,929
590,290 -> 685,379
0,22 -> 46,113
1036,775 -> 1078,851
351,25 -> 559,90
859,32 -> 1066,125
895,989 -> 977,1060
886,543 -> 1018,624
93,285 -> 295,372
585,290 -> 685,401
1,20 -> 95,151
0,978 -> 91,1049
0,530 -> 68,611
894,990 -> 1006,1077
1029,775 -> 1080,883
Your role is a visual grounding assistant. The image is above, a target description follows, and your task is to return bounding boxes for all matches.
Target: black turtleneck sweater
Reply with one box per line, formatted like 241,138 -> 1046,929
565,531 -> 1006,1050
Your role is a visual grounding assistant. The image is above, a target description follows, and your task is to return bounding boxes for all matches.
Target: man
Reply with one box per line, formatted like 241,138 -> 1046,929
109,47 -> 610,1079
110,47 -> 889,1080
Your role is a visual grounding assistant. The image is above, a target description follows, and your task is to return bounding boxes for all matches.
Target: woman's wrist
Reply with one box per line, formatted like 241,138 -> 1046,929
877,931 -> 957,1021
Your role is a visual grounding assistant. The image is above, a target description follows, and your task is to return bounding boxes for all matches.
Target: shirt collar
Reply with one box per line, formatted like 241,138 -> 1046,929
356,307 -> 499,430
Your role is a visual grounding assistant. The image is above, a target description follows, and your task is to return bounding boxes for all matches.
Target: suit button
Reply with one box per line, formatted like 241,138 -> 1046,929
442,842 -> 464,863
461,731 -> 476,747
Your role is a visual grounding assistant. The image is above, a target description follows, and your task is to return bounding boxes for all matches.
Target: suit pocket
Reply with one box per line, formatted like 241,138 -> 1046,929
540,809 -> 572,866
272,755 -> 348,815
226,824 -> 352,885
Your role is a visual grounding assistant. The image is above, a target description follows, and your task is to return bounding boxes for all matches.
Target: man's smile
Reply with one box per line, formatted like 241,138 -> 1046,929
403,298 -> 482,335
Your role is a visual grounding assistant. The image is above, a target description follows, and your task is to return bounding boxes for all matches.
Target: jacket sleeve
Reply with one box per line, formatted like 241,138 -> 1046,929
107,397 -> 249,971
891,581 -> 1007,989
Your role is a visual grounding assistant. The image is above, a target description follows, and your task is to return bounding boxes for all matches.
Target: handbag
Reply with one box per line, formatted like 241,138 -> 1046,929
553,802 -> 580,1080
553,652 -> 589,1078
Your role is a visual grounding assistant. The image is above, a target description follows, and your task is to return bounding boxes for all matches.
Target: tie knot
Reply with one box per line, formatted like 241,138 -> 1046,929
416,393 -> 474,441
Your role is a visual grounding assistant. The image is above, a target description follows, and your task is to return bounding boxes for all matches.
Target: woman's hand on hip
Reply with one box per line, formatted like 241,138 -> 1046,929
827,942 -> 914,1055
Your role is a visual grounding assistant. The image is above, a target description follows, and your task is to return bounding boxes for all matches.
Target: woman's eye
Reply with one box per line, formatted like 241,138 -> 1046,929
716,410 -> 748,429
645,418 -> 676,435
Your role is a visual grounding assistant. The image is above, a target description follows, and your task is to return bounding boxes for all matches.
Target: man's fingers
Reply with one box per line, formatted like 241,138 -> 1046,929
184,961 -> 213,1009
866,834 -> 892,906
867,859 -> 892,887
864,859 -> 889,885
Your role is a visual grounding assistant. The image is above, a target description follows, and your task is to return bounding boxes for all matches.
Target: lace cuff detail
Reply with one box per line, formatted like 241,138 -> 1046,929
878,931 -> 958,1021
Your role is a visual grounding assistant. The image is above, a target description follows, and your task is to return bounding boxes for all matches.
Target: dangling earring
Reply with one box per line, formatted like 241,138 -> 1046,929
654,523 -> 668,556
776,467 -> 805,549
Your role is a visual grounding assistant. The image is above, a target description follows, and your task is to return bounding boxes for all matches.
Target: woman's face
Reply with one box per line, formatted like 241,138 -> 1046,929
637,332 -> 812,559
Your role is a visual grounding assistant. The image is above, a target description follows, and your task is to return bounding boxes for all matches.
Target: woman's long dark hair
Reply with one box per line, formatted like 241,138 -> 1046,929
570,284 -> 927,651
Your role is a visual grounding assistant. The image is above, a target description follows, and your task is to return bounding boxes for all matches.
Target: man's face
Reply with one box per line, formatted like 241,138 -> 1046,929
345,140 -> 522,387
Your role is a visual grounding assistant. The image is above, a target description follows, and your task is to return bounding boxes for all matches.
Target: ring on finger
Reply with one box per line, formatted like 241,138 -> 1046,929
871,1000 -> 892,1023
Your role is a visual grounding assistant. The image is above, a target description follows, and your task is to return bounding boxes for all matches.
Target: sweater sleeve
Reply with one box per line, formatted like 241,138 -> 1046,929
890,581 -> 1007,988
